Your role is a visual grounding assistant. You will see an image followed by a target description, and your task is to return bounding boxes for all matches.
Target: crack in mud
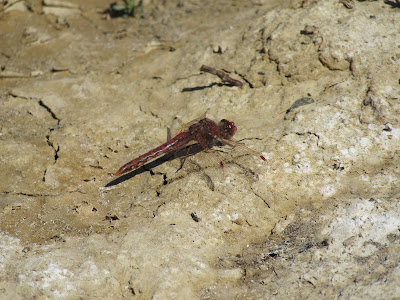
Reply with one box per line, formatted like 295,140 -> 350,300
38,100 -> 61,124
45,134 -> 60,162
38,99 -> 62,181
8,93 -> 62,181
251,187 -> 271,209
152,201 -> 166,218
295,131 -> 321,148
236,72 -> 254,88
1,190 -> 86,198
42,168 -> 47,182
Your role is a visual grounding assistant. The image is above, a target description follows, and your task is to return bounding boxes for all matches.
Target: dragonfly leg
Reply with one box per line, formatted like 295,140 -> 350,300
204,148 -> 225,167
193,131 -> 225,168
223,139 -> 266,161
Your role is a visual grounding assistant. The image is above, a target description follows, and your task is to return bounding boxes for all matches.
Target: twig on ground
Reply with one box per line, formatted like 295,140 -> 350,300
200,65 -> 243,88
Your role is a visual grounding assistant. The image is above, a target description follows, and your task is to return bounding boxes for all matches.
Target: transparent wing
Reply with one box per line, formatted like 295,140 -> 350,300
169,111 -> 208,136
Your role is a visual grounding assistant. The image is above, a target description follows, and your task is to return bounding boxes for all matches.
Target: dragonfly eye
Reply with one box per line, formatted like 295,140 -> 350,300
219,119 -> 237,138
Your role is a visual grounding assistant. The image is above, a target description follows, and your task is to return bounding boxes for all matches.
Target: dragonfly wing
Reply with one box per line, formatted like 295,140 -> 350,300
171,110 -> 209,136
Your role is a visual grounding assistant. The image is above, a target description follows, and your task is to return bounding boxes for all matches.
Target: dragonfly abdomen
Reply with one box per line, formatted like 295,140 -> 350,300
114,131 -> 191,176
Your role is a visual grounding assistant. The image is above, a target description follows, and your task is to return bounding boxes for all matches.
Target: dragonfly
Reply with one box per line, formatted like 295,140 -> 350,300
114,113 -> 266,176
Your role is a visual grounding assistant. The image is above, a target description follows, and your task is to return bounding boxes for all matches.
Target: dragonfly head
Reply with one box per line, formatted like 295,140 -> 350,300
219,119 -> 237,139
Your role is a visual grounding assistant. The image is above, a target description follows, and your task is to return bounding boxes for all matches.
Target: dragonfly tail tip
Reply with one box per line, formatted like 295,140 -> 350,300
114,169 -> 124,176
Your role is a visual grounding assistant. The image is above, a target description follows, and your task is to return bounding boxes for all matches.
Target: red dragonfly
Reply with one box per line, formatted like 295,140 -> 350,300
114,114 -> 266,176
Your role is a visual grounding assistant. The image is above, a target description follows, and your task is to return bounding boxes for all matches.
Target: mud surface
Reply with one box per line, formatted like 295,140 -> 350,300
1,0 -> 399,298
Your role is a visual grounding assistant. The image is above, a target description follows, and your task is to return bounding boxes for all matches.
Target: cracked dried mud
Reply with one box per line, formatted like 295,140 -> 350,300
1,0 -> 399,299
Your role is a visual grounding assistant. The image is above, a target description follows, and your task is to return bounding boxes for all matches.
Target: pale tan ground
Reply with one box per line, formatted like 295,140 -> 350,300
0,0 -> 399,299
